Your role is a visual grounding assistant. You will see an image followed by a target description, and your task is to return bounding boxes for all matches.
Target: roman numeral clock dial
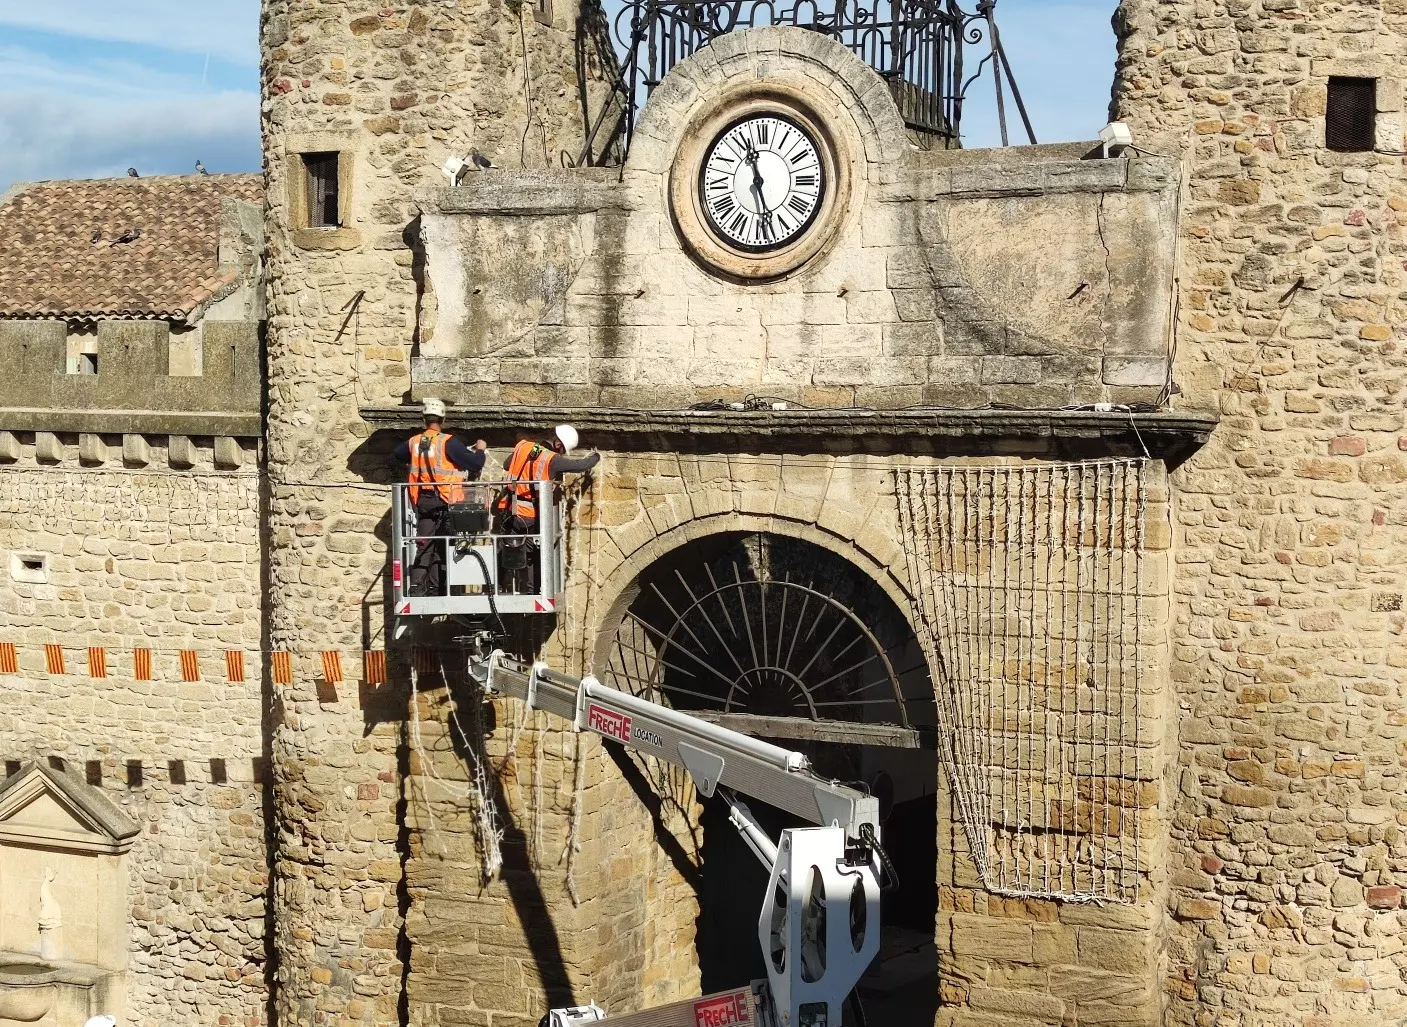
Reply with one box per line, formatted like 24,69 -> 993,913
699,113 -> 826,253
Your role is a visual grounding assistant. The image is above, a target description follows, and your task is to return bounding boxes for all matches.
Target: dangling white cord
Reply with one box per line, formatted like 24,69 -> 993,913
449,651 -> 503,882
562,730 -> 586,907
406,651 -> 506,879
557,474 -> 597,906
407,659 -> 443,853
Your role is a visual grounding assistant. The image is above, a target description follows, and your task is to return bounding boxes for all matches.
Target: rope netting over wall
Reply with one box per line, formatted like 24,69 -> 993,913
896,460 -> 1149,904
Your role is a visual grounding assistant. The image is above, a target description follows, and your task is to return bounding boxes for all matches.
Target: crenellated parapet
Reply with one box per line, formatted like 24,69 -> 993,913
0,320 -> 261,439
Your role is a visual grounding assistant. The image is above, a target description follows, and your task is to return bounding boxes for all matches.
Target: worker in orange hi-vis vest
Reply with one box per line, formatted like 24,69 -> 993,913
393,398 -> 487,596
494,424 -> 600,592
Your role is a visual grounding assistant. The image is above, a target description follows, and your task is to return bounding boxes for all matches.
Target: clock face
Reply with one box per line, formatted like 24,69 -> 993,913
699,113 -> 826,252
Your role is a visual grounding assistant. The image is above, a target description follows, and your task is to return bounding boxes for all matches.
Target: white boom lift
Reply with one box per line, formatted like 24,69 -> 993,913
473,652 -> 893,1027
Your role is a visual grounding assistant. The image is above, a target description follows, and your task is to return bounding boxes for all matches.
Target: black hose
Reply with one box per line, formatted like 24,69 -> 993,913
859,822 -> 899,893
467,547 -> 508,641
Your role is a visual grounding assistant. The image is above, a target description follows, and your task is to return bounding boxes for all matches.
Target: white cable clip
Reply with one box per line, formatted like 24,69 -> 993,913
526,660 -> 548,711
573,675 -> 601,732
481,648 -> 506,694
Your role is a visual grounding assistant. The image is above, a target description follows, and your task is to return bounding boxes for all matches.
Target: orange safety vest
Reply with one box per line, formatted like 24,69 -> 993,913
496,439 -> 554,520
408,428 -> 466,505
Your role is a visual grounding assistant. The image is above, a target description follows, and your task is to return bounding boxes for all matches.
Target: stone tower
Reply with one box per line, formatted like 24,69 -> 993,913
258,3 -> 613,1026
1114,3 -> 1407,1025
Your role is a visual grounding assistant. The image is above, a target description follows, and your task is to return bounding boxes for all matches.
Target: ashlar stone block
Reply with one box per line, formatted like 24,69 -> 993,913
214,437 -> 243,470
169,435 -> 197,470
78,433 -> 107,465
122,434 -> 151,466
35,431 -> 62,463
0,431 -> 18,462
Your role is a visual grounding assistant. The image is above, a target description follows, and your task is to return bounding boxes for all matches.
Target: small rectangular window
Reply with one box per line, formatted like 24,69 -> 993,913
304,152 -> 341,228
1327,77 -> 1376,153
533,0 -> 552,26
10,552 -> 47,583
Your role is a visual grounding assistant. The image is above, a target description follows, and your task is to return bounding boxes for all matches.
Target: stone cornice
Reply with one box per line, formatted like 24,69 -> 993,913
416,169 -> 631,217
0,409 -> 261,437
360,404 -> 1217,464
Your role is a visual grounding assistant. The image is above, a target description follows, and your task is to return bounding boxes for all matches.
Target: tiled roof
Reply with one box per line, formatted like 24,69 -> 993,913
0,174 -> 263,321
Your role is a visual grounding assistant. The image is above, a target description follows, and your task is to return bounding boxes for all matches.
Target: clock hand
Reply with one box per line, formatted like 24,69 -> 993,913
743,144 -> 768,214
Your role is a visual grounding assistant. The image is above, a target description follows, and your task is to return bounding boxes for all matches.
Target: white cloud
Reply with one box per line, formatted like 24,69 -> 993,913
0,0 -> 256,66
0,88 -> 259,189
0,42 -> 211,98
0,33 -> 259,191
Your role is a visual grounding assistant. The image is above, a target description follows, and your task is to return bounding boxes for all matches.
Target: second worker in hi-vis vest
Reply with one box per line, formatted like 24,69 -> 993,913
392,397 -> 487,596
495,424 -> 600,593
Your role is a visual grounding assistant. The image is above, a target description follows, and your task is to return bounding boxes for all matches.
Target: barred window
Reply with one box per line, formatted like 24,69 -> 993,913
303,152 -> 341,228
1326,77 -> 1376,153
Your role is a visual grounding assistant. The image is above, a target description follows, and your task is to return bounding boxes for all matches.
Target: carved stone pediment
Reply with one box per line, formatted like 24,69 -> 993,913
0,763 -> 138,855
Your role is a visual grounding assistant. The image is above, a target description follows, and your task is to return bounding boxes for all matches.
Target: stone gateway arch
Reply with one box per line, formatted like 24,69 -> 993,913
3,2 -> 1401,1027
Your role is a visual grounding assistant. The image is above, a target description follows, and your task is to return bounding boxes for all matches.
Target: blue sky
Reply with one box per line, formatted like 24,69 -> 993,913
0,0 -> 1116,193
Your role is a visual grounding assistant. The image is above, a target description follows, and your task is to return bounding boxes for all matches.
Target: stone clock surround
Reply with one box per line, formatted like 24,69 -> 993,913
670,89 -> 848,281
412,26 -> 1179,412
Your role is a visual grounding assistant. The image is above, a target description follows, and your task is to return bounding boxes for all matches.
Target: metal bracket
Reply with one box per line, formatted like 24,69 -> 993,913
477,648 -> 506,692
678,742 -> 726,798
573,674 -> 600,732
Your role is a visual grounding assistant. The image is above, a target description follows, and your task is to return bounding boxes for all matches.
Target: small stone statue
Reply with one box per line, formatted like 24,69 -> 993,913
37,867 -> 60,959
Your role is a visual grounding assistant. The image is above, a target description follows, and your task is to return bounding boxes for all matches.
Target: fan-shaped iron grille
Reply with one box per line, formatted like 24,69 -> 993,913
604,534 -> 934,748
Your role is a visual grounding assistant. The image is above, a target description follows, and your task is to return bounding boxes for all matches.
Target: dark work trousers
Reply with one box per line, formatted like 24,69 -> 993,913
495,511 -> 540,595
411,501 -> 449,597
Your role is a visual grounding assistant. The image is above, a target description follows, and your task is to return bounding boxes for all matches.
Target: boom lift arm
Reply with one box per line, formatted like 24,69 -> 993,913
473,654 -> 889,1027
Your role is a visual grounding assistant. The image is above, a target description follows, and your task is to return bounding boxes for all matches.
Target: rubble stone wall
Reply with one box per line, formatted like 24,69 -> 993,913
569,451 -> 1176,1027
1114,2 -> 1407,1024
262,12 -> 1187,1027
259,1 -> 614,1025
0,460 -> 266,1027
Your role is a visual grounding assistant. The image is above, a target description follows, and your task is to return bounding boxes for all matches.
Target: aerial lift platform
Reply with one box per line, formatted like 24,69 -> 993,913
391,479 -> 564,618
392,471 -> 893,1024
469,651 -> 893,1027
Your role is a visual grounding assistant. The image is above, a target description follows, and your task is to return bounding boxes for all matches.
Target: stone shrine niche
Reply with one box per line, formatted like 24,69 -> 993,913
0,763 -> 137,1027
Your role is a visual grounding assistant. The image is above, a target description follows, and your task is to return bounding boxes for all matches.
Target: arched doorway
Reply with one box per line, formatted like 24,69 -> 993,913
601,531 -> 940,1021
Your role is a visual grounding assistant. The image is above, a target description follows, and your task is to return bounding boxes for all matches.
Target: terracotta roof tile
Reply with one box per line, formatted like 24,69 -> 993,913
0,174 -> 263,321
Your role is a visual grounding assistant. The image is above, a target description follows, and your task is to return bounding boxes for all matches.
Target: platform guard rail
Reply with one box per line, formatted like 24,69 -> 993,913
391,480 -> 564,617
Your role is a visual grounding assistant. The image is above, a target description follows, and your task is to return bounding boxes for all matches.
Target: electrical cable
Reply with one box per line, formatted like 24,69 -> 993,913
515,5 -> 551,167
858,822 -> 899,893
1127,142 -> 1174,160
467,547 -> 509,641
843,990 -> 868,1027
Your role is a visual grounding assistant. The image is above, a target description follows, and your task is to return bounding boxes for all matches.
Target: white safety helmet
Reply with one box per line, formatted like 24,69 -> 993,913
422,397 -> 446,420
555,424 -> 579,453
84,1017 -> 117,1027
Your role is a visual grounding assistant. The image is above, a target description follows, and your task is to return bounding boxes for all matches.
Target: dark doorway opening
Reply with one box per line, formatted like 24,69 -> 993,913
605,532 -> 941,1023
693,743 -> 939,1023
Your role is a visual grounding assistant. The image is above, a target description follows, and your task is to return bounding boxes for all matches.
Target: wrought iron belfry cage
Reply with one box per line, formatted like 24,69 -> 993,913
576,0 -> 1034,165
